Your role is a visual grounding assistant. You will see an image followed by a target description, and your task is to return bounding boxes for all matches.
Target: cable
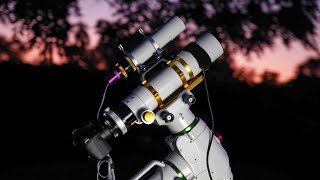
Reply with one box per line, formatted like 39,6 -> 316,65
97,83 -> 110,122
96,83 -> 115,180
97,155 -> 116,180
97,159 -> 109,179
202,69 -> 214,180
207,130 -> 214,180
203,68 -> 215,130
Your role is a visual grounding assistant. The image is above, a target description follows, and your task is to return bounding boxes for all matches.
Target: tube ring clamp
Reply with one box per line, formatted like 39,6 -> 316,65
146,37 -> 163,55
167,60 -> 188,88
142,80 -> 164,108
174,56 -> 194,79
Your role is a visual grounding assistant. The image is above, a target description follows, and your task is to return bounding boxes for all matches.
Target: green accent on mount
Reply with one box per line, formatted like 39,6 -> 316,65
174,117 -> 199,136
164,160 -> 187,180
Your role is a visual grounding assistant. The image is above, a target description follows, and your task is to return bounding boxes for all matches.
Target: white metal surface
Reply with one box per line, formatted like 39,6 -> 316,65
122,94 -> 148,124
127,90 -> 232,180
175,51 -> 202,78
124,33 -> 224,123
147,162 -> 179,180
128,91 -> 232,180
146,117 -> 233,180
131,16 -> 185,65
130,160 -> 165,180
123,31 -> 232,179
155,90 -> 195,133
193,33 -> 224,63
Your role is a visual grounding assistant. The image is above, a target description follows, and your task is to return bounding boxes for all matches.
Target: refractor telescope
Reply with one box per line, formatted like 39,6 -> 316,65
72,16 -> 233,180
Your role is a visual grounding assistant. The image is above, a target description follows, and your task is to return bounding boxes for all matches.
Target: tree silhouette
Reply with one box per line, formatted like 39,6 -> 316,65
0,35 -> 20,63
0,0 -> 319,68
261,70 -> 280,85
64,23 -> 91,67
290,57 -> 320,122
233,67 -> 258,85
296,57 -> 320,78
105,0 -> 320,55
0,0 -> 79,64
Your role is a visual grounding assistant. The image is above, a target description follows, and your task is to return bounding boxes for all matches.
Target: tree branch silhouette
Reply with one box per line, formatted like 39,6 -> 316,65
104,0 -> 319,55
0,0 -> 79,64
0,0 -> 319,68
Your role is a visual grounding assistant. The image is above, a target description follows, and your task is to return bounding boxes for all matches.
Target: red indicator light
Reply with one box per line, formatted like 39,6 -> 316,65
214,132 -> 223,142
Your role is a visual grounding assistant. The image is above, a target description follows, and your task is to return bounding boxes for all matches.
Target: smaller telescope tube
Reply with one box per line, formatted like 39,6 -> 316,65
130,16 -> 185,65
107,16 -> 185,85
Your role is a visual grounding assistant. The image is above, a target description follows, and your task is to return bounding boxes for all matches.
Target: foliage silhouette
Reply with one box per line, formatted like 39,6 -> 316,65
104,0 -> 320,55
261,70 -> 279,85
0,35 -> 20,63
0,0 -> 79,64
0,1 -> 320,179
0,0 -> 319,68
296,57 -> 320,78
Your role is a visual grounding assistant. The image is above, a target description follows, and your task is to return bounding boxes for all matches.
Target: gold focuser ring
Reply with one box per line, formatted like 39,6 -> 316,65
115,63 -> 128,79
124,56 -> 137,72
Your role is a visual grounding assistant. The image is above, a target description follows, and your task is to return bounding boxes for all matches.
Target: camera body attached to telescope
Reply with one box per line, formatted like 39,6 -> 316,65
72,16 -> 233,180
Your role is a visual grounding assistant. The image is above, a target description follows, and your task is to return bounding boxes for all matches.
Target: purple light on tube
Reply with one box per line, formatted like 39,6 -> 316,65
108,71 -> 122,85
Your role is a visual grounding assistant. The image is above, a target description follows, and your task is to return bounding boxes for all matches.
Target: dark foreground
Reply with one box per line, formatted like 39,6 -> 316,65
0,63 -> 318,180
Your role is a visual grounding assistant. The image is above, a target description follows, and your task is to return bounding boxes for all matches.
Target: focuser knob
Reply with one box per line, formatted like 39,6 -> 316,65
161,111 -> 175,122
183,94 -> 196,105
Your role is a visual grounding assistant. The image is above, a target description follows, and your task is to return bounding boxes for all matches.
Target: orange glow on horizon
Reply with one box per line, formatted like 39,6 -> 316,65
0,53 -> 10,62
232,38 -> 319,84
22,48 -> 44,65
97,62 -> 107,70
52,48 -> 69,65
0,0 -> 319,84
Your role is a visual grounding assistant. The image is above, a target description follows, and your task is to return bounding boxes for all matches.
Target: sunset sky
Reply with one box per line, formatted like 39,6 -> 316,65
0,0 -> 319,83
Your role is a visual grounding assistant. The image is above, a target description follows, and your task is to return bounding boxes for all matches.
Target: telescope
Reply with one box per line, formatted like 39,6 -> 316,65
72,16 -> 233,180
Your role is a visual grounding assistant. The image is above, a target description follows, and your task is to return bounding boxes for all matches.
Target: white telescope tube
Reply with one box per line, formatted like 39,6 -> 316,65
123,33 -> 223,120
130,16 -> 185,65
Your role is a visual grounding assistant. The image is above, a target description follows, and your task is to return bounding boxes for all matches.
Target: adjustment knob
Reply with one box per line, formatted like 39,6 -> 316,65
161,111 -> 174,122
183,94 -> 196,105
138,64 -> 147,72
141,110 -> 155,124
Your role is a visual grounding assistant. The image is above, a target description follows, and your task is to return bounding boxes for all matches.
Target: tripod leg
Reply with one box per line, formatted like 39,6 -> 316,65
130,160 -> 165,180
147,164 -> 179,180
148,152 -> 193,180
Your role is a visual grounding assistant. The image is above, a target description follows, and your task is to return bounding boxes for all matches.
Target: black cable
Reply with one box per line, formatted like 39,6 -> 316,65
97,83 -> 110,122
203,68 -> 215,130
203,69 -> 214,180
